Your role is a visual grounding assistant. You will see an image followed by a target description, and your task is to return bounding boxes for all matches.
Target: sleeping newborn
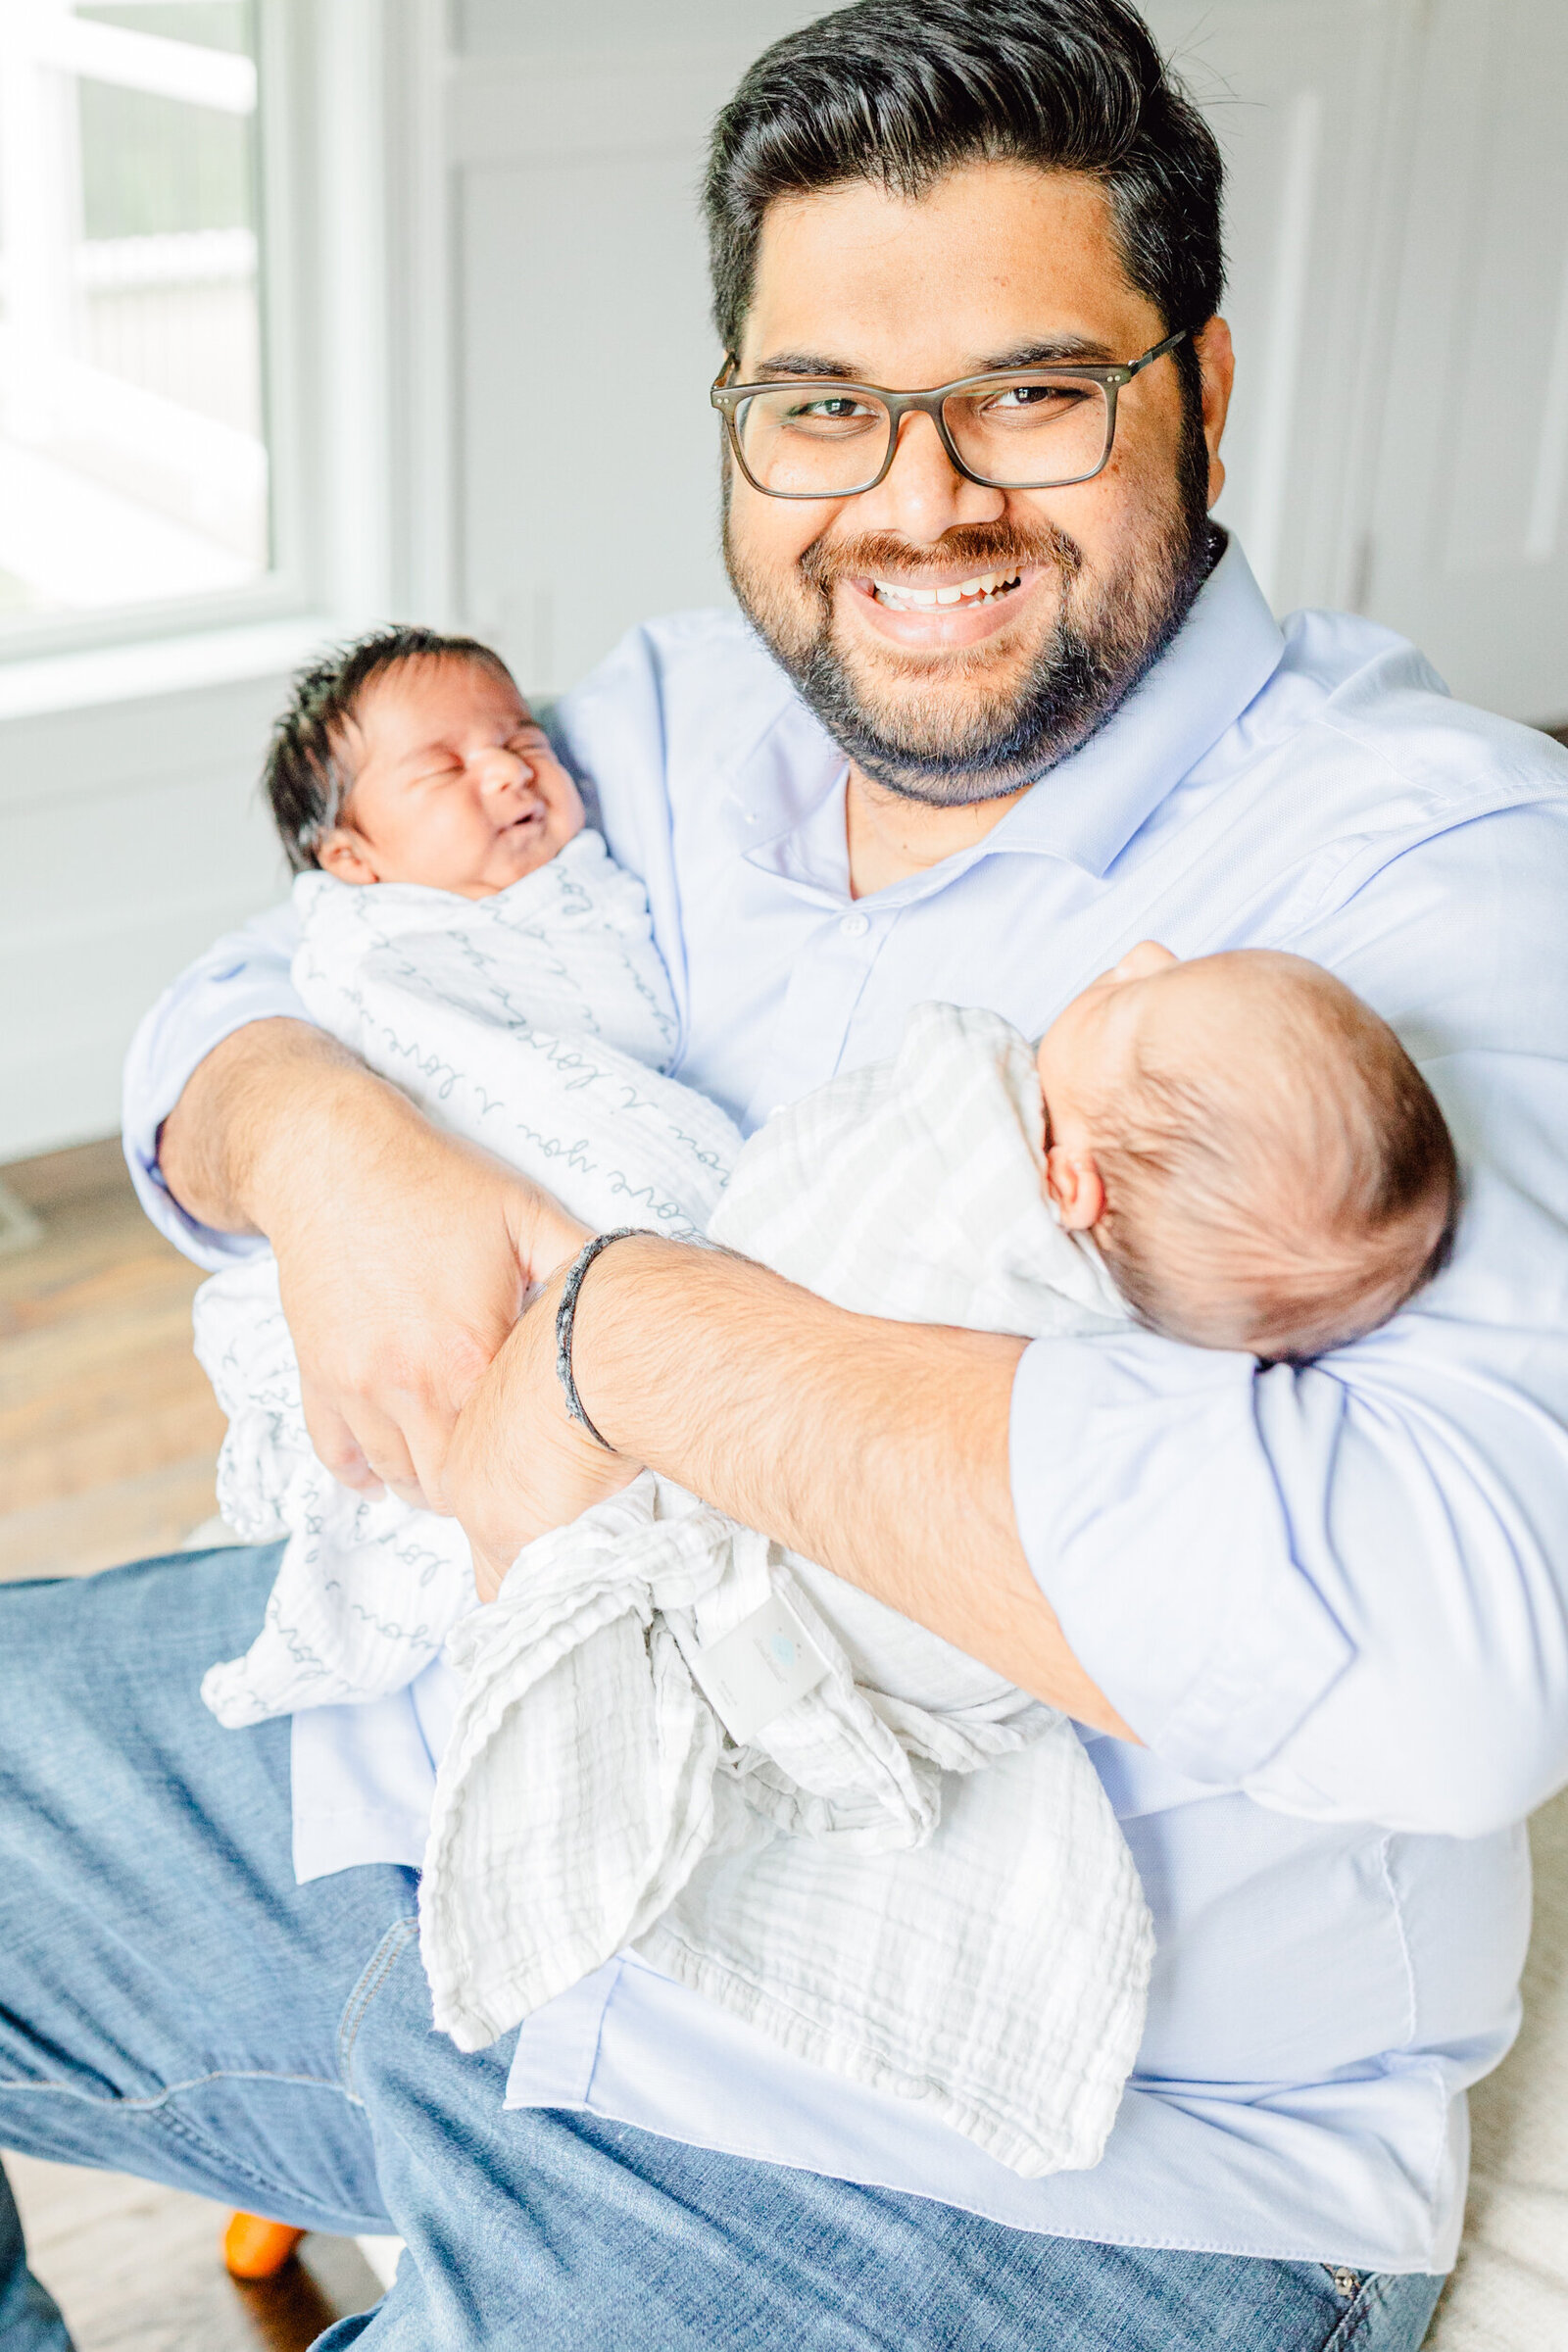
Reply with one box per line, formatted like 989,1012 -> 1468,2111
190,623 -> 1457,2180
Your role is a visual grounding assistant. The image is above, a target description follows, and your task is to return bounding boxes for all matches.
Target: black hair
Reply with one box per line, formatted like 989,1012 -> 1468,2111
263,625 -> 517,874
704,0 -> 1225,387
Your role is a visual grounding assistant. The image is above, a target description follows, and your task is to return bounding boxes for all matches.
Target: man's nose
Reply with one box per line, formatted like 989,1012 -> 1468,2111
849,410 -> 1005,545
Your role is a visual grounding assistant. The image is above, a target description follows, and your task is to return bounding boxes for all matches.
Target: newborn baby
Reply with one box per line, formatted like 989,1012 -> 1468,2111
192,624 -> 1457,2180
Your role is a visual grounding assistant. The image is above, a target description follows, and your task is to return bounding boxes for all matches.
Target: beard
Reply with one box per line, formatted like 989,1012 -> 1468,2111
724,397 -> 1218,807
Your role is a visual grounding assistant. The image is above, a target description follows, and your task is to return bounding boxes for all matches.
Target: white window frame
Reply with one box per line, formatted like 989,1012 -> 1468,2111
0,0 -> 450,713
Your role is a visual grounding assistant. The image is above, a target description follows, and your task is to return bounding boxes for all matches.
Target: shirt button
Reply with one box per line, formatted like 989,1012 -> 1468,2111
839,911 -> 870,939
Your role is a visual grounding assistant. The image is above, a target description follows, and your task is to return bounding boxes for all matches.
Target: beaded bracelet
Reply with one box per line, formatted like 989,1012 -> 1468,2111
554,1228 -> 643,1450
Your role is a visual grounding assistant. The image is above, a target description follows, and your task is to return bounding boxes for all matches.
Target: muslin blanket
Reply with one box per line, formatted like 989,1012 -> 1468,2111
194,833 -> 1153,2177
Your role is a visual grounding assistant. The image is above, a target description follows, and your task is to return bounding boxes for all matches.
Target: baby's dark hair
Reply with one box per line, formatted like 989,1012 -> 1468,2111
1090,954 -> 1459,1360
264,625 -> 518,874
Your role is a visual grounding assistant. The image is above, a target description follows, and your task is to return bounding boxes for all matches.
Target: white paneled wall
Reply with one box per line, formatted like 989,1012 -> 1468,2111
451,5 -> 825,691
0,674 -> 289,1158
3,0 -> 1565,1161
1365,0 -> 1568,721
1147,0 -> 1422,616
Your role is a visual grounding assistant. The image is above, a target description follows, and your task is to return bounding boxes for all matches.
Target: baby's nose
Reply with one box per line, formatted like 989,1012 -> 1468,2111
477,745 -> 529,792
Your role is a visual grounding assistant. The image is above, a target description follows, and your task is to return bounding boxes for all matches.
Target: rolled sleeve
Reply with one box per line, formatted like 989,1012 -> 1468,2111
121,902 -> 306,1270
1010,1332 -> 1354,1786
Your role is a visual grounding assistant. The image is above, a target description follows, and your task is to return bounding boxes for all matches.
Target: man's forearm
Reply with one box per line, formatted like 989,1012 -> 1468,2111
156,1015 -> 587,1503
570,1237 -> 1137,1738
158,1017 -> 420,1235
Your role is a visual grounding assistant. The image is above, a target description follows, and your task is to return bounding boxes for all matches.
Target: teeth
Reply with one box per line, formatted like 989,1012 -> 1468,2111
870,569 -> 1022,611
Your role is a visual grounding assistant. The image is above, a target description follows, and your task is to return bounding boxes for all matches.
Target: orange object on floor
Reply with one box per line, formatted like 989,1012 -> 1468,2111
221,2211 -> 306,2279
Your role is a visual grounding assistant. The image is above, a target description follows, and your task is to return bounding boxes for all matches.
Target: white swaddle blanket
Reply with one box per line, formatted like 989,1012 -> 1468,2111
195,832 -> 741,1723
194,833 -> 1152,2178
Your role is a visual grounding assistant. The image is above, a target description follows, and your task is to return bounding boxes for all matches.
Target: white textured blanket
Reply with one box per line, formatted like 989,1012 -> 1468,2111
423,998 -> 1152,2177
195,833 -> 741,1722
195,837 -> 1152,2177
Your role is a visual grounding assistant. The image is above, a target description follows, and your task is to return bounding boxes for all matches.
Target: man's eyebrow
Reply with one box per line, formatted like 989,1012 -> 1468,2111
751,353 -> 861,381
980,335 -> 1119,369
747,335 -> 1120,383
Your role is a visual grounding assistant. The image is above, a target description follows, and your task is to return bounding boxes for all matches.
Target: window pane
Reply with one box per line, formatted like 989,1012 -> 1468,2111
0,0 -> 270,633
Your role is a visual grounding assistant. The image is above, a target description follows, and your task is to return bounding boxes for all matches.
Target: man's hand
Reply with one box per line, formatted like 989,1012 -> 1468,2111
159,1019 -> 586,1506
445,1258 -> 641,1599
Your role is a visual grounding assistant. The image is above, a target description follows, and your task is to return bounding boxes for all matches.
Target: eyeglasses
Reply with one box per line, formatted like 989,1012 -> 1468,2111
710,330 -> 1187,500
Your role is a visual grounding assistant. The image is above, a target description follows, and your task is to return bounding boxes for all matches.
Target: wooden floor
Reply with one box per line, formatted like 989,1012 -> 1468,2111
0,1138 -> 225,1584
0,1138 -> 381,2347
9,2155 -> 380,2352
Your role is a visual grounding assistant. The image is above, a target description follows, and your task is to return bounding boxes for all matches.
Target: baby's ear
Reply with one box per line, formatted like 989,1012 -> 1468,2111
1044,1142 -> 1105,1232
316,829 -> 378,886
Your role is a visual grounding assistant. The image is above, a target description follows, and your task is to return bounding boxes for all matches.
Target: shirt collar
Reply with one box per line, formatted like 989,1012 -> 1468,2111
732,535 -> 1286,899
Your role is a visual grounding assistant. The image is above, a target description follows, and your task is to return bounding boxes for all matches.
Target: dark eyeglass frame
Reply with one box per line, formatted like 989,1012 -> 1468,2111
710,328 -> 1188,498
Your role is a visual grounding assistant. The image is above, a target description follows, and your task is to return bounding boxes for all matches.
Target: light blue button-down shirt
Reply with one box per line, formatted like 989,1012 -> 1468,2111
123,540 -> 1568,2273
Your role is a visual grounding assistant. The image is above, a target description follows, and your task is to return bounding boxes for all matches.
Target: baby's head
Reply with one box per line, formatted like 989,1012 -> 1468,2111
1037,945 -> 1458,1359
265,626 -> 583,899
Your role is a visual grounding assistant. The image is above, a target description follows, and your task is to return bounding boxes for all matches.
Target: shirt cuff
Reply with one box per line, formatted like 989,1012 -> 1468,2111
122,949 -> 309,1271
1010,1333 -> 1354,1785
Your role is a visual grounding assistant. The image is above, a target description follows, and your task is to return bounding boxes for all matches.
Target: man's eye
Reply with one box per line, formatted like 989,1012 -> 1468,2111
984,383 -> 1086,416
786,396 -> 877,431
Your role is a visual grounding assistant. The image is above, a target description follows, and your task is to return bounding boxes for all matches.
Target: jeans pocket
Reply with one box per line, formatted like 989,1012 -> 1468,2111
336,1917 -> 421,2099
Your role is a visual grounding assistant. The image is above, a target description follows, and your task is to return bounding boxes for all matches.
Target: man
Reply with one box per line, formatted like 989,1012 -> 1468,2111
4,1 -> 1566,2344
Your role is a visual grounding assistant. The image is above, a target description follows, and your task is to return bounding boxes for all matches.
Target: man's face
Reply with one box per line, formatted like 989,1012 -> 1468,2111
723,159 -> 1234,803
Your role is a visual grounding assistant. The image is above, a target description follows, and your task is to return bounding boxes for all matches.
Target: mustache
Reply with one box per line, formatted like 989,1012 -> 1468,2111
799,521 -> 1083,595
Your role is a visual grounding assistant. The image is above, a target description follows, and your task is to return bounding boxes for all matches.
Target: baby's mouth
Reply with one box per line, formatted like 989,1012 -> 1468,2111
868,567 -> 1023,612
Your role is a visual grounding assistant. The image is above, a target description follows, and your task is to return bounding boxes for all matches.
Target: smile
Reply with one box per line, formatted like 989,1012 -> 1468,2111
868,568 -> 1022,612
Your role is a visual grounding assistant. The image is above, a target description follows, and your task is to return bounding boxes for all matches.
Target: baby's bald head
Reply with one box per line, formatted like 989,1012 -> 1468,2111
1036,948 -> 1458,1359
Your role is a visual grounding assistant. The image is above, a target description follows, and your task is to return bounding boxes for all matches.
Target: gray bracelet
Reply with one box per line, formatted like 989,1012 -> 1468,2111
555,1228 -> 643,1450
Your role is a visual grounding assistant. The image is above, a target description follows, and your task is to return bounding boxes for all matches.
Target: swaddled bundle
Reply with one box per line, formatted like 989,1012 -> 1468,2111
195,831 -> 742,1725
194,840 -> 1152,2179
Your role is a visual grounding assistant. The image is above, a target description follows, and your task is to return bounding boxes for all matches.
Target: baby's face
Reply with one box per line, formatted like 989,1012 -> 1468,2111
318,655 -> 584,900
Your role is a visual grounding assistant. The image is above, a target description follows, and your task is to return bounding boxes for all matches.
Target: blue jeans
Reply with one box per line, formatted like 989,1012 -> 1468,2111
0,1547 -> 1446,2351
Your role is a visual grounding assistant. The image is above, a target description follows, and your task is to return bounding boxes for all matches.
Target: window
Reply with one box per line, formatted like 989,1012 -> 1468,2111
0,1 -> 271,644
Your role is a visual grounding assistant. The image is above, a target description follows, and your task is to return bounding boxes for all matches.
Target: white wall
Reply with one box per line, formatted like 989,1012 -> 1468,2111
3,0 -> 1566,1163
0,672 -> 290,1159
451,2 -> 825,691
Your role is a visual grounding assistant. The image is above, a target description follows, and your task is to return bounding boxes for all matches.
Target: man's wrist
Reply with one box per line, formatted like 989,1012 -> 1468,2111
554,1229 -> 647,1447
562,1229 -> 680,1459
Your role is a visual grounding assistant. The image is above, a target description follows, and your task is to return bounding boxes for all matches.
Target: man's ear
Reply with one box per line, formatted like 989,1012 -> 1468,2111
1193,315 -> 1234,512
316,829 -> 379,886
1044,1141 -> 1104,1232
